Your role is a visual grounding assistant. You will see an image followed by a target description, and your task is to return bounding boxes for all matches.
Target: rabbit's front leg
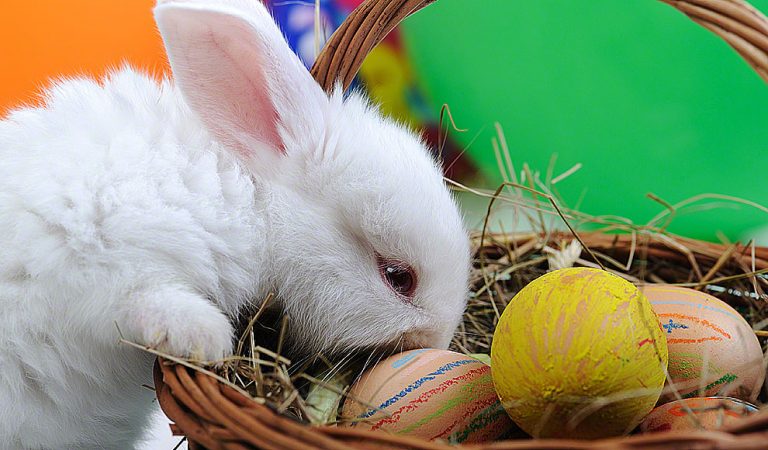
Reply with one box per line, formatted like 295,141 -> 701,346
119,285 -> 234,362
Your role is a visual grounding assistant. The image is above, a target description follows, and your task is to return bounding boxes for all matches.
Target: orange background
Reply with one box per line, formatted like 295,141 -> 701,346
0,1 -> 169,114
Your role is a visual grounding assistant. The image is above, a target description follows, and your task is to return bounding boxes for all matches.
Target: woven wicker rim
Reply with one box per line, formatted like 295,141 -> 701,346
156,0 -> 768,448
155,234 -> 768,450
154,356 -> 768,450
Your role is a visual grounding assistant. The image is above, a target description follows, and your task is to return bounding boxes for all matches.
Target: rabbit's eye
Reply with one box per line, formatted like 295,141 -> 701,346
377,256 -> 417,300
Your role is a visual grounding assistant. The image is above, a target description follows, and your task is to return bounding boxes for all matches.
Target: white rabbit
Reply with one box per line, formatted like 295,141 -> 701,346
0,0 -> 471,448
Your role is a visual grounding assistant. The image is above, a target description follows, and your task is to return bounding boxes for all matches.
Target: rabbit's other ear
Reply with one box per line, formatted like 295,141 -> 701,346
155,0 -> 326,177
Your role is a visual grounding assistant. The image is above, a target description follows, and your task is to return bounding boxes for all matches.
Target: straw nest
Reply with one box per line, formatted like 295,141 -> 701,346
138,166 -> 768,447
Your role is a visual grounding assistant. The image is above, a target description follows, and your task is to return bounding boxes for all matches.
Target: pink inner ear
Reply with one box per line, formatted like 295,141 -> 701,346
206,22 -> 285,155
159,7 -> 286,159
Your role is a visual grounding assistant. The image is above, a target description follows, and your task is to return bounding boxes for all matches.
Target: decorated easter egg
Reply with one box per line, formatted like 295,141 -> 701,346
642,285 -> 765,402
491,267 -> 668,439
640,397 -> 758,433
341,349 -> 515,443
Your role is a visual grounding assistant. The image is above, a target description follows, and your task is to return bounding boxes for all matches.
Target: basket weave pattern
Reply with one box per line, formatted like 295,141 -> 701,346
156,1 -> 768,448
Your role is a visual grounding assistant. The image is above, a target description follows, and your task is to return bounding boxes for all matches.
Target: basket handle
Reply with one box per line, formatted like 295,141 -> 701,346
310,0 -> 435,92
661,0 -> 768,82
310,0 -> 768,92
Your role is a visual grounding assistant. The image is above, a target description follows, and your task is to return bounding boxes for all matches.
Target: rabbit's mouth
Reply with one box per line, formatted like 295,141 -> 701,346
310,331 -> 450,386
317,333 -> 420,367
399,329 -> 452,352
346,329 -> 443,363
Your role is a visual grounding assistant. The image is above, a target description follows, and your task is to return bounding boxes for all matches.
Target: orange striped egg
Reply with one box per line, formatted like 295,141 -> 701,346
642,285 -> 765,403
640,397 -> 758,433
341,349 -> 515,443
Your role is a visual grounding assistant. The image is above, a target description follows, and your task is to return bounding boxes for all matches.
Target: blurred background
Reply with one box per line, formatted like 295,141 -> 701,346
2,0 -> 768,243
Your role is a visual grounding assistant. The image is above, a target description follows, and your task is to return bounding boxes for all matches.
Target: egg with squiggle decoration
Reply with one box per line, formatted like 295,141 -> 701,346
642,285 -> 765,403
640,397 -> 758,433
491,268 -> 668,439
340,349 -> 516,443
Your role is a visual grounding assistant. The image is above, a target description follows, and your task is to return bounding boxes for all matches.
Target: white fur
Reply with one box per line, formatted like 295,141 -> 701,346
0,1 -> 470,448
140,410 -> 187,450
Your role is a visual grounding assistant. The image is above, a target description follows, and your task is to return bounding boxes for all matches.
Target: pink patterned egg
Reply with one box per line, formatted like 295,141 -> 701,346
642,285 -> 765,402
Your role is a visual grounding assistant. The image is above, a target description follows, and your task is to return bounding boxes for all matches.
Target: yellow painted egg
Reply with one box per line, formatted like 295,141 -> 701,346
341,349 -> 516,443
642,285 -> 765,403
491,267 -> 668,439
640,397 -> 758,433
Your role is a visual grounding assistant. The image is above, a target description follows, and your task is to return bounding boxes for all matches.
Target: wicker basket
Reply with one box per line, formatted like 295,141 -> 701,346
155,1 -> 768,448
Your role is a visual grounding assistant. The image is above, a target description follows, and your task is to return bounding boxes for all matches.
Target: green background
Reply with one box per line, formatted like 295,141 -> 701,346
401,0 -> 768,240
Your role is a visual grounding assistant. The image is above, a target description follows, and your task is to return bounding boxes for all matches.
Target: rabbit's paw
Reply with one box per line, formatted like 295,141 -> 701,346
125,286 -> 234,362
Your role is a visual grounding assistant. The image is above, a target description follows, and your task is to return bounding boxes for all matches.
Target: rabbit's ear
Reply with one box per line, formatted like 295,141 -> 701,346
155,0 -> 326,176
